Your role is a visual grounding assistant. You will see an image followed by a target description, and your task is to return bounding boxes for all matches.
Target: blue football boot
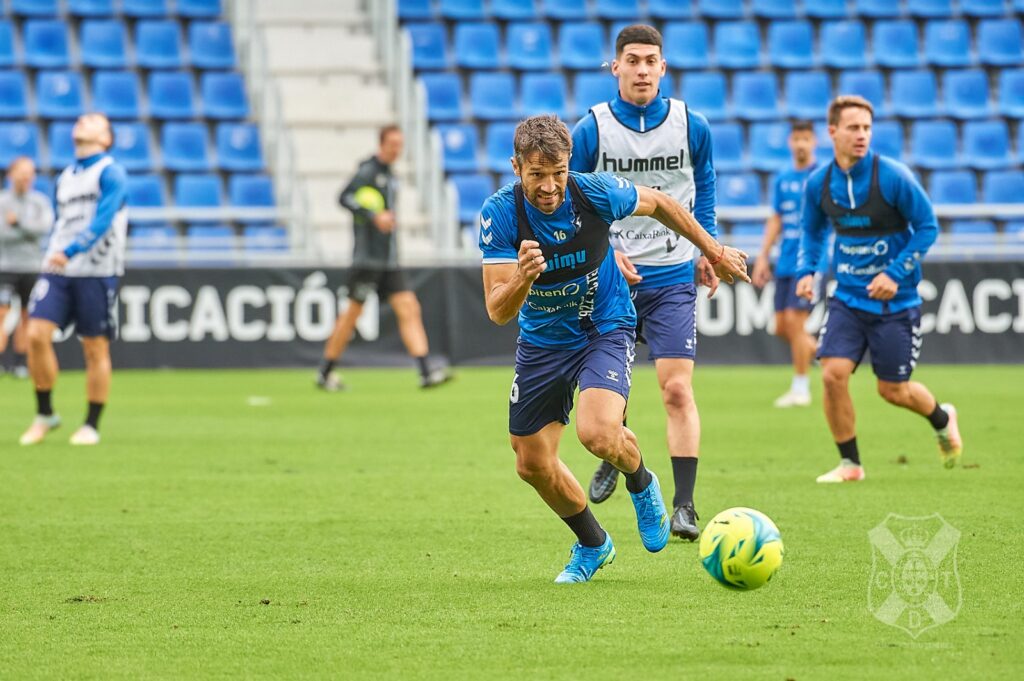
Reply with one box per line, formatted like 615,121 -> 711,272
629,471 -> 670,552
554,533 -> 615,584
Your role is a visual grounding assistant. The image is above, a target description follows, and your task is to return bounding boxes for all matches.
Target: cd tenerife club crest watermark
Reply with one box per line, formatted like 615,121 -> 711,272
868,514 -> 962,638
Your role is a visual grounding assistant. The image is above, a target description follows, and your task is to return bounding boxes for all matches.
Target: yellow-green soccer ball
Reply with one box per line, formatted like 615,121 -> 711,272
353,186 -> 386,213
698,507 -> 784,590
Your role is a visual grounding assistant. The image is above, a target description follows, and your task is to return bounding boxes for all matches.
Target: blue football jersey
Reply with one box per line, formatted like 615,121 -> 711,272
772,164 -> 816,278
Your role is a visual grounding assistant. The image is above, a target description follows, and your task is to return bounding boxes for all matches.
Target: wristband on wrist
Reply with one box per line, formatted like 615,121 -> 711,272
707,243 -> 726,266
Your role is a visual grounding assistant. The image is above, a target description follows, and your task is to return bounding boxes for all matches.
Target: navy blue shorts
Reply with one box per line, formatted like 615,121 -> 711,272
28,274 -> 120,338
817,298 -> 921,383
773,275 -> 816,313
633,283 -> 697,360
509,328 -> 636,436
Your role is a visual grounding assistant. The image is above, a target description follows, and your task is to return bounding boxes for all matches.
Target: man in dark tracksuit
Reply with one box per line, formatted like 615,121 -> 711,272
317,125 -> 451,391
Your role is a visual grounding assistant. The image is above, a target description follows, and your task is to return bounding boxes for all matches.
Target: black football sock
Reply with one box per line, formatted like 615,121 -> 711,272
561,506 -> 607,547
837,437 -> 860,465
85,402 -> 104,431
318,358 -> 335,379
623,456 -> 653,494
927,402 -> 950,430
671,457 -> 698,508
14,352 -> 26,368
415,355 -> 430,379
36,390 -> 53,417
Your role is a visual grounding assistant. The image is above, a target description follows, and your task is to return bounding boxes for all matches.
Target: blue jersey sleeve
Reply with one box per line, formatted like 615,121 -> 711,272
573,172 -> 640,224
796,168 -> 831,278
478,193 -> 519,263
880,161 -> 939,284
687,110 -> 718,239
63,162 -> 127,259
569,113 -> 599,173
770,174 -> 783,215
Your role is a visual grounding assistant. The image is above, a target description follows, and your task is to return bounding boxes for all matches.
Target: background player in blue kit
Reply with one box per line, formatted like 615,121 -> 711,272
479,116 -> 749,583
796,96 -> 963,483
569,25 -> 718,541
752,120 -> 826,408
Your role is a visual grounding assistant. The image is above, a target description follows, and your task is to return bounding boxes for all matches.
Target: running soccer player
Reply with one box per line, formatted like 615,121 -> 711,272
317,125 -> 450,391
480,115 -> 749,582
570,24 -> 717,541
752,120 -> 825,408
796,96 -> 962,482
20,113 -> 127,446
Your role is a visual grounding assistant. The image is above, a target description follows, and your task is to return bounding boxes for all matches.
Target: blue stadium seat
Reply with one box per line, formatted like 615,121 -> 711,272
559,23 -> 606,71
929,170 -> 977,204
711,123 -> 745,172
821,21 -> 867,69
753,0 -> 798,19
36,71 -> 85,119
909,120 -> 958,169
805,0 -> 847,18
177,0 -> 222,17
732,72 -> 777,121
890,70 -> 939,118
161,122 -> 211,171
69,0 -> 115,16
454,23 -> 501,69
521,72 -> 570,118
23,20 -> 70,68
574,72 -> 617,112
923,20 -> 971,68
126,173 -> 166,207
730,223 -> 765,252
944,70 -> 992,119
962,120 -> 1013,170
148,71 -> 197,119
92,71 -> 141,119
749,122 -> 791,172
874,21 -> 921,69
595,0 -> 639,20
398,0 -> 433,20
507,23 -> 555,70
871,120 -> 904,159
485,122 -> 516,173
1008,221 -> 1024,242
470,72 -> 518,120
47,122 -> 75,169
440,0 -> 485,20
982,170 -> 1024,204
649,0 -> 692,19
437,124 -> 479,172
838,70 -> 887,116
492,0 -> 537,20
698,0 -> 744,19
0,123 -> 40,166
80,20 -> 129,68
135,21 -> 184,69
407,23 -> 448,70
0,71 -> 29,118
187,224 -> 236,253
998,69 -> 1024,118
112,122 -> 153,171
0,22 -> 14,67
908,0 -> 953,17
784,71 -> 830,119
229,173 -> 274,209
717,174 -> 761,206
123,0 -> 168,16
216,123 -> 263,171
949,220 -> 997,246
11,0 -> 58,16
451,173 -> 494,224
242,226 -> 287,252
714,22 -> 761,70
130,225 -> 178,254
421,72 -> 463,122
961,0 -> 1006,16
540,0 -> 588,21
768,21 -> 814,69
189,22 -> 235,69
663,22 -> 709,70
174,173 -> 222,207
498,172 -> 518,188
856,0 -> 900,17
201,72 -> 248,119
681,72 -> 727,121
978,20 -> 1023,67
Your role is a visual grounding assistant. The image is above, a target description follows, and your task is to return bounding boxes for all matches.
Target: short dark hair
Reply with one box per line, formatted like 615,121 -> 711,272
379,125 -> 401,145
790,119 -> 815,133
615,24 -> 662,57
513,115 -> 572,165
828,96 -> 874,126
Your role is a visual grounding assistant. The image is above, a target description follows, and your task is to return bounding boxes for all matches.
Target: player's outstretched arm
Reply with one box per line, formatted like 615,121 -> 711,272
633,186 -> 750,284
482,240 -> 547,325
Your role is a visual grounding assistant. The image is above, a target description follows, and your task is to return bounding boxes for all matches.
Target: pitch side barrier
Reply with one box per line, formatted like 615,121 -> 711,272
33,262 -> 1024,370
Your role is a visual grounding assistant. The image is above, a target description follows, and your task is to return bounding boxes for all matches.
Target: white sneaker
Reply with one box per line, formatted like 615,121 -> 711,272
69,425 -> 100,446
936,403 -> 962,469
774,390 -> 811,408
19,414 -> 62,446
316,372 -> 346,392
815,460 -> 866,483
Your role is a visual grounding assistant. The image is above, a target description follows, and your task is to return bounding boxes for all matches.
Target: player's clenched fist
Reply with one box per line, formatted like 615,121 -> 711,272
517,240 -> 546,282
708,245 -> 751,284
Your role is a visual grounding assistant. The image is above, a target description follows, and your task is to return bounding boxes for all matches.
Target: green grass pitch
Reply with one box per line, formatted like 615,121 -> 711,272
0,364 -> 1021,680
